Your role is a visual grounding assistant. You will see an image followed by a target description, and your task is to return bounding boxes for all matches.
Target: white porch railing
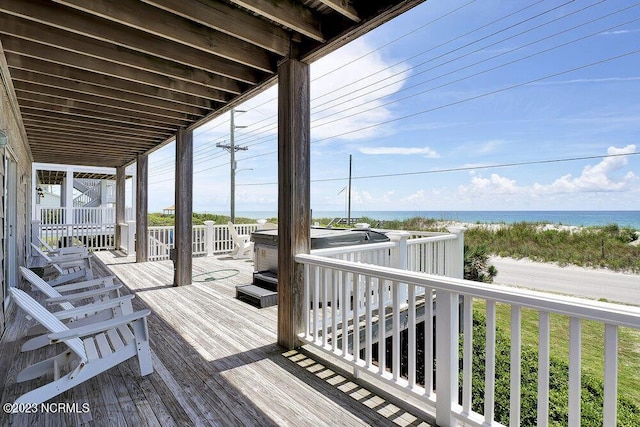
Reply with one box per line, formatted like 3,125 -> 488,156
34,221 -> 116,251
147,222 -> 260,261
118,221 -> 136,254
295,253 -> 640,426
35,206 -> 135,225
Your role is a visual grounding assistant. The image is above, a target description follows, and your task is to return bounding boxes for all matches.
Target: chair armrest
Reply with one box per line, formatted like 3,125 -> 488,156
52,295 -> 135,320
53,276 -> 115,292
48,253 -> 92,263
54,247 -> 88,255
49,309 -> 151,341
45,284 -> 122,304
46,259 -> 88,270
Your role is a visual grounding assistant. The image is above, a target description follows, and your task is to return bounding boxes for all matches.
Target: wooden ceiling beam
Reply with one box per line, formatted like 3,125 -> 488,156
316,0 -> 360,22
18,104 -> 178,132
53,0 -> 275,72
229,0 -> 325,42
16,92 -> 194,126
11,69 -> 211,116
29,151 -> 133,167
2,39 -> 239,99
27,134 -> 156,151
22,121 -> 165,144
21,111 -> 170,136
30,143 -> 138,156
0,17 -> 250,92
142,0 -> 291,56
0,0 -> 267,84
15,83 -> 203,121
6,55 -> 223,108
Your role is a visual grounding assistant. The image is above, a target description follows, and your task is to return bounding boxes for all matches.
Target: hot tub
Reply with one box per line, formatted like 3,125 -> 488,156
251,227 -> 390,287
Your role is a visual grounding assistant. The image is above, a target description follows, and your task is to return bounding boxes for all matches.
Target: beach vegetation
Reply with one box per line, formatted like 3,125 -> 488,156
464,222 -> 640,273
148,212 -> 277,226
466,308 -> 640,425
464,244 -> 497,283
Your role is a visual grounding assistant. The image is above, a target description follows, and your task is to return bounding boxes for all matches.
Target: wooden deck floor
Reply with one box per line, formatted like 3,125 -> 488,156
1,251 -> 433,426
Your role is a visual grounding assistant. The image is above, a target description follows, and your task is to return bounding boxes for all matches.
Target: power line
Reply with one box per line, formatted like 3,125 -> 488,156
229,0 -> 623,148
147,2 -> 638,182
228,0 -> 566,146
151,41 -> 640,180
311,0 -> 578,106
311,47 -> 640,143
313,0 -> 479,82
238,152 -> 640,186
311,13 -> 640,129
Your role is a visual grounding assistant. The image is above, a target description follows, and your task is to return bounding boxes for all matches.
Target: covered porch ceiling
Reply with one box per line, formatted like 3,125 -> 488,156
0,0 -> 425,167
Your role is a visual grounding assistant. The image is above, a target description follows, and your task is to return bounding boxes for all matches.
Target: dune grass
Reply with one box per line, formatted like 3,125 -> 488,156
465,222 -> 639,273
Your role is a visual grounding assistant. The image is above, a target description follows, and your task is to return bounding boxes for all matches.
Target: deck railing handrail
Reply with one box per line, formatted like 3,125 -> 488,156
295,253 -> 640,427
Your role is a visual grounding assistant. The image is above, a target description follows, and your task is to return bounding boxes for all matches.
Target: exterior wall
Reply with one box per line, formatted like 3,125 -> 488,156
0,42 -> 33,336
37,191 -> 61,208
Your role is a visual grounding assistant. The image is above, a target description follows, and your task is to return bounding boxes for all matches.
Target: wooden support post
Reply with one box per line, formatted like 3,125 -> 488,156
277,58 -> 310,350
135,153 -> 148,262
63,166 -> 74,223
174,127 -> 193,286
114,165 -> 126,250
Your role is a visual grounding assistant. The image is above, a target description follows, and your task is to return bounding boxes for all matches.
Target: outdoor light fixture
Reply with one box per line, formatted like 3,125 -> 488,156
0,129 -> 7,147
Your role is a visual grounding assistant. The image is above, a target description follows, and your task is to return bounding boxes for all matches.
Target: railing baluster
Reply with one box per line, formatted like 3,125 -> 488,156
353,273 -> 360,365
603,323 -> 618,427
568,317 -> 581,427
332,269 -> 338,353
425,288 -> 434,393
392,280 -> 400,381
378,279 -> 386,375
408,283 -> 416,388
304,264 -> 311,339
463,295 -> 473,414
485,299 -> 496,424
341,271 -> 348,357
322,267 -> 329,348
538,311 -> 550,427
510,305 -> 522,427
312,266 -> 319,342
365,275 -> 372,369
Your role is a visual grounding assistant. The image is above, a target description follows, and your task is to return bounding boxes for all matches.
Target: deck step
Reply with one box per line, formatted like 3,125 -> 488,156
252,271 -> 278,292
236,284 -> 278,308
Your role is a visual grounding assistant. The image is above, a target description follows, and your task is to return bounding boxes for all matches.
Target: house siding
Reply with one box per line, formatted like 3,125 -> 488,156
0,41 -> 33,337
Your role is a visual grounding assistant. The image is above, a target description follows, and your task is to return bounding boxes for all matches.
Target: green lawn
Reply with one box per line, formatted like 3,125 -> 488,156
474,300 -> 640,407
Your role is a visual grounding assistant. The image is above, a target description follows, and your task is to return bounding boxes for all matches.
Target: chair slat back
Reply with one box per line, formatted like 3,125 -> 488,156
19,267 -> 74,311
9,288 -> 87,361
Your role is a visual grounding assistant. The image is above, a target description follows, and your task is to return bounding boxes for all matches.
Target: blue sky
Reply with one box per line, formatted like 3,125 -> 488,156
143,0 -> 640,214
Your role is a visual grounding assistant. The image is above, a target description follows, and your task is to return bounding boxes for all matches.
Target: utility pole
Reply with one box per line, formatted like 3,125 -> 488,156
216,108 -> 247,223
348,155 -> 352,225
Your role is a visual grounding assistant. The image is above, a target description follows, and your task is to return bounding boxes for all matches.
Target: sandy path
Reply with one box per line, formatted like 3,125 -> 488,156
489,257 -> 640,306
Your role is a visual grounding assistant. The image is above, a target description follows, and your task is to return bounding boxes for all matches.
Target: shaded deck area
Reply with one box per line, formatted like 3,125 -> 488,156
1,251 -> 433,426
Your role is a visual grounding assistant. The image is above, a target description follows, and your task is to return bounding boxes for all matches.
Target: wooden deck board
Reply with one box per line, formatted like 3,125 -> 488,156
1,250 -> 433,426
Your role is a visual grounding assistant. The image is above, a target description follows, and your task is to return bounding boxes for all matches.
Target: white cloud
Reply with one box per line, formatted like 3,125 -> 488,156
309,39 -> 410,141
477,139 -> 507,154
457,145 -> 638,197
458,173 -> 519,195
599,28 -> 640,36
359,146 -> 439,157
406,190 -> 426,204
542,145 -> 637,193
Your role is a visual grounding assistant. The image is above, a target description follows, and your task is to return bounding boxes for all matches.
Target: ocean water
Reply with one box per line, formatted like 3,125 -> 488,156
235,211 -> 640,229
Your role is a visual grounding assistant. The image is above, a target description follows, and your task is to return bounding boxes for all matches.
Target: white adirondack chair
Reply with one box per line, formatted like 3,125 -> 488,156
36,236 -> 88,257
227,222 -> 254,259
20,266 -> 134,351
31,243 -> 93,285
8,287 -> 153,405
